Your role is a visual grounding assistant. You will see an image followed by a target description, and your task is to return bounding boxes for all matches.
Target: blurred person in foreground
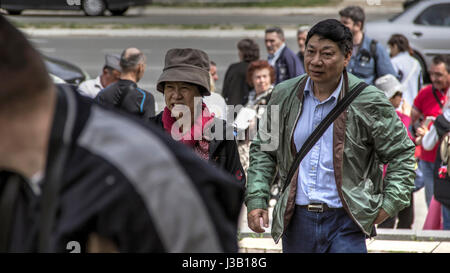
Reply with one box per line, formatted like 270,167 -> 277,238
0,16 -> 243,253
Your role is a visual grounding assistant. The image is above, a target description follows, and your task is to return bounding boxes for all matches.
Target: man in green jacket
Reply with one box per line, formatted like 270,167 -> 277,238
245,19 -> 415,253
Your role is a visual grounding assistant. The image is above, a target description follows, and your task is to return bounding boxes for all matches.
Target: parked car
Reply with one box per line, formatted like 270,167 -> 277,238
43,55 -> 90,85
365,0 -> 450,83
0,0 -> 152,16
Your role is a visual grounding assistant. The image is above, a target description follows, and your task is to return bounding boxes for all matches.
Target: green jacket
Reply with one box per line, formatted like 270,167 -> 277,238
245,72 -> 416,243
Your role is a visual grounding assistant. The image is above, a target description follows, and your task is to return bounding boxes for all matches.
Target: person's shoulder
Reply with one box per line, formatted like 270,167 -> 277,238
229,61 -> 247,70
347,73 -> 386,103
282,46 -> 298,58
100,81 -> 118,93
136,86 -> 154,97
270,74 -> 307,102
417,84 -> 433,96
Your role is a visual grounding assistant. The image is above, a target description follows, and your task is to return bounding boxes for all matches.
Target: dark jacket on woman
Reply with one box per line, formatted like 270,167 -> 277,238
222,61 -> 252,106
0,85 -> 244,252
151,112 -> 246,184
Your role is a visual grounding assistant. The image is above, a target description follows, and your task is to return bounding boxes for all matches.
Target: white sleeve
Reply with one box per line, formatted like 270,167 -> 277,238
422,125 -> 439,151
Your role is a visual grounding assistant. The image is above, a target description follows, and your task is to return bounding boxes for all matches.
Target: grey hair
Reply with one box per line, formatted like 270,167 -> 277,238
120,50 -> 145,73
297,25 -> 310,36
265,26 -> 285,41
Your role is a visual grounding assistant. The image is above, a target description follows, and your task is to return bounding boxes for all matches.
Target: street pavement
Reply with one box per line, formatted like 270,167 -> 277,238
4,0 -> 401,27
239,188 -> 450,253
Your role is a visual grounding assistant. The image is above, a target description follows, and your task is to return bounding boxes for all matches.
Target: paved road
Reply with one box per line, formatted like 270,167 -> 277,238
5,7 -> 397,27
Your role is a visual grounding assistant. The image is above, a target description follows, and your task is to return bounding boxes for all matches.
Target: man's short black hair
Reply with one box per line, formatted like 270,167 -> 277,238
305,19 -> 353,56
432,55 -> 450,73
339,5 -> 366,30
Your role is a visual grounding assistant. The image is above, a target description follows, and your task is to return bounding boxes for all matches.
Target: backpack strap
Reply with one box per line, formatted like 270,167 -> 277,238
370,39 -> 378,78
0,174 -> 21,252
38,85 -> 77,252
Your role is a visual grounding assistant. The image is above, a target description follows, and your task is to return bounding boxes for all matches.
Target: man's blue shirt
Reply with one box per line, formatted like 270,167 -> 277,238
294,76 -> 344,208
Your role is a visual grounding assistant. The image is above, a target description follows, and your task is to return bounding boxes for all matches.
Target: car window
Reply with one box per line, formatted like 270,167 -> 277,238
414,4 -> 450,27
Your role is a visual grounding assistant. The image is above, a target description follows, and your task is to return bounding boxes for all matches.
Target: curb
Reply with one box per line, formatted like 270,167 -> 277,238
21,27 -> 296,38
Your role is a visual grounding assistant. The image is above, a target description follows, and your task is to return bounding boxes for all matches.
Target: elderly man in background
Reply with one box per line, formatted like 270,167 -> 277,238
78,53 -> 121,98
296,25 -> 309,70
96,47 -> 155,120
265,26 -> 304,85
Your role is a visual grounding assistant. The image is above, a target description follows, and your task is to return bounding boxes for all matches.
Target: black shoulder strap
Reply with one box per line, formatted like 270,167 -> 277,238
0,174 -> 21,252
281,81 -> 368,194
370,39 -> 378,78
38,85 -> 77,252
432,87 -> 444,109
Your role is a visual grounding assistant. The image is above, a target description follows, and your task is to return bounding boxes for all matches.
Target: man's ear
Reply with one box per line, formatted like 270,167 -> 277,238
355,21 -> 363,31
343,50 -> 352,67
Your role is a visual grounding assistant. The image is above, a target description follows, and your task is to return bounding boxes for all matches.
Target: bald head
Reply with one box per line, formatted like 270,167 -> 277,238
120,47 -> 146,74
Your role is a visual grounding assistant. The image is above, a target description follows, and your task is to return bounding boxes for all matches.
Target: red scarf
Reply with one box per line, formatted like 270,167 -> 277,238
162,103 -> 214,158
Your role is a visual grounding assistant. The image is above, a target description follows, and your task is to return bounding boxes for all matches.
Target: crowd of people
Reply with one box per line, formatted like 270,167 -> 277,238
0,3 -> 450,253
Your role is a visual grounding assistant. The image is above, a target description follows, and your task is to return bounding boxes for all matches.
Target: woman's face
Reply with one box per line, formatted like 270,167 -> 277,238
389,44 -> 399,57
164,81 -> 201,121
252,68 -> 272,94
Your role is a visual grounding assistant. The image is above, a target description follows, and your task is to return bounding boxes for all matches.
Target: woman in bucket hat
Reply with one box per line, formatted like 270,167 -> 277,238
151,48 -> 245,184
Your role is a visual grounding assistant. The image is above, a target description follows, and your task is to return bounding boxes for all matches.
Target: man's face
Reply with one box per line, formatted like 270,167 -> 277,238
388,44 -> 400,58
304,34 -> 351,86
297,31 -> 308,54
429,62 -> 450,91
252,68 -> 272,94
340,16 -> 361,36
102,68 -> 121,87
265,32 -> 284,55
210,65 -> 218,82
390,93 -> 402,109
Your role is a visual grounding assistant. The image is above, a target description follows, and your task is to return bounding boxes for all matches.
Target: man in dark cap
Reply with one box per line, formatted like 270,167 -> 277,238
78,53 -> 121,98
96,47 -> 155,120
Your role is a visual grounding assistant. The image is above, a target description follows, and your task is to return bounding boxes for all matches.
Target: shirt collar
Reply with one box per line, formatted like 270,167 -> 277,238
304,74 -> 344,104
95,76 -> 104,89
268,43 -> 286,65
